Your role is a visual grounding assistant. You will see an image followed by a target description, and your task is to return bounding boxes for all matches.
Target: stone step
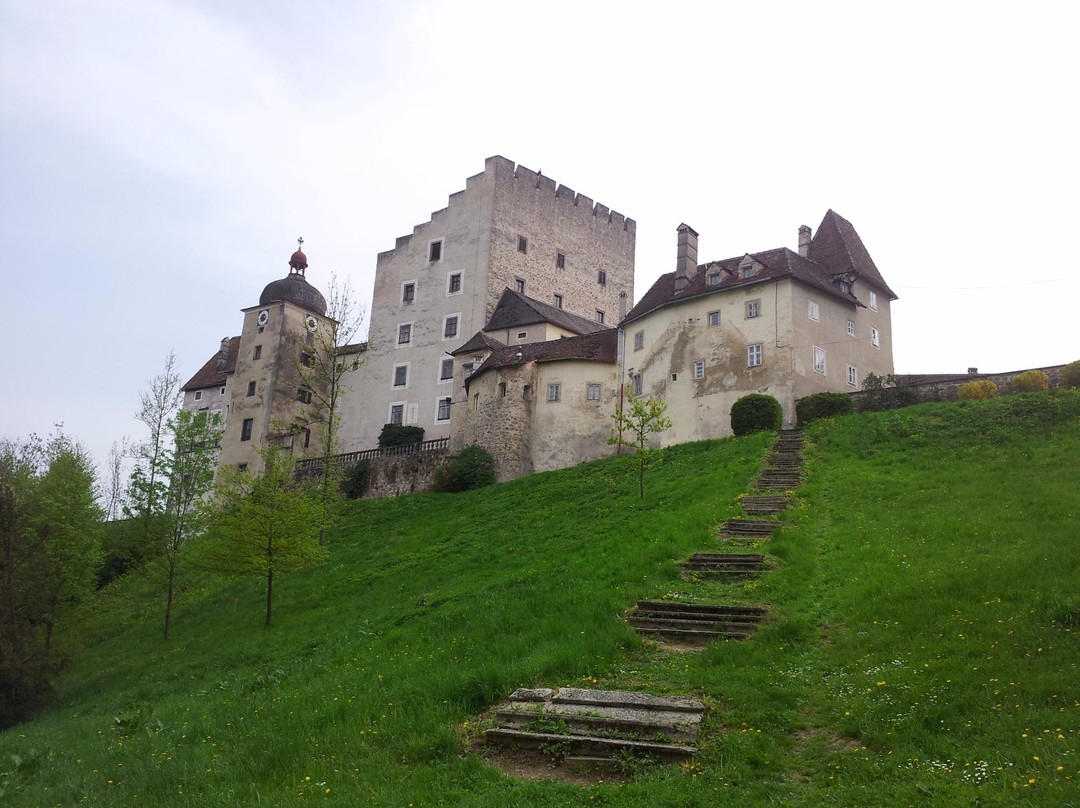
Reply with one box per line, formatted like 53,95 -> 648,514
772,441 -> 804,453
627,616 -> 758,639
755,473 -> 802,491
679,553 -> 766,579
484,728 -> 697,763
494,709 -> 698,744
766,453 -> 802,467
719,519 -> 782,538
634,600 -> 768,618
778,429 -> 802,438
629,601 -> 767,639
510,687 -> 705,714
740,495 -> 792,515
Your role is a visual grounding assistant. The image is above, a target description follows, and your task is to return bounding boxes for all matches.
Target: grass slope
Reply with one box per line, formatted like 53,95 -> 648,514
2,392 -> 1078,807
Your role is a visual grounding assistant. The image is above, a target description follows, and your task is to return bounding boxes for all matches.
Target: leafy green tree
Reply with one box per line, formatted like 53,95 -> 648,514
202,447 -> 326,627
608,393 -> 672,498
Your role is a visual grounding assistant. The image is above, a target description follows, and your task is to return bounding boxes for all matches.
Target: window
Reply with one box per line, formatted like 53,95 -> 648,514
553,293 -> 563,309
237,463 -> 248,472
194,390 -> 203,401
595,310 -> 605,324
443,315 -> 459,339
746,300 -> 760,318
447,272 -> 462,295
847,364 -> 858,387
393,364 -> 408,387
304,428 -> 311,449
869,290 -> 878,311
813,345 -> 826,374
517,331 -> 527,340
707,311 -> 720,327
597,269 -> 607,286
708,273 -> 720,286
498,382 -> 507,398
402,282 -> 415,304
439,358 -> 454,381
253,345 -> 262,360
671,373 -> 678,382
220,387 -> 226,395
808,300 -> 820,322
632,374 -> 642,396
587,383 -> 601,401
436,397 -> 451,421
634,330 -> 644,351
246,381 -> 256,396
389,404 -> 404,425
517,235 -> 528,253
741,265 -> 755,279
514,278 -> 525,294
556,251 -> 565,269
241,418 -> 253,442
871,326 -> 880,348
837,279 -> 852,294
847,320 -> 855,337
694,361 -> 705,380
428,239 -> 443,263
397,323 -> 412,345
301,351 -> 313,367
547,383 -> 561,402
748,343 -> 763,367
297,387 -> 312,404
472,394 -> 479,412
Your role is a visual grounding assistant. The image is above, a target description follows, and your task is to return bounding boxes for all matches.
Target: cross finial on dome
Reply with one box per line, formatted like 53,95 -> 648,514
289,237 -> 308,275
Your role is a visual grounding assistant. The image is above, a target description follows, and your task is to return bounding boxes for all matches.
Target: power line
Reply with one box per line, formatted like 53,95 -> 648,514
897,276 -> 1074,291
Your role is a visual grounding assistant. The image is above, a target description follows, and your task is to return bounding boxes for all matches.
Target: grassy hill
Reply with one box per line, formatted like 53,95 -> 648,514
2,392 -> 1078,807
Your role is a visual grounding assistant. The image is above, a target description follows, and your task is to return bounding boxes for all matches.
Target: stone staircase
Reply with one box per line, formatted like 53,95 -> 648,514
754,429 -> 804,490
484,687 -> 705,766
627,600 -> 768,643
678,552 -> 767,579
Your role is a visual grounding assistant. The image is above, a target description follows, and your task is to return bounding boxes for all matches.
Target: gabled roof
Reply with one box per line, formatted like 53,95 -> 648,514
623,247 -> 859,325
808,209 -> 898,299
467,329 -> 618,387
182,337 -> 240,391
451,331 -> 506,356
486,288 -> 608,336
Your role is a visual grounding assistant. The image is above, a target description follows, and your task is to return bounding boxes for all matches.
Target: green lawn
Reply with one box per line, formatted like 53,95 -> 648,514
2,391 -> 1078,807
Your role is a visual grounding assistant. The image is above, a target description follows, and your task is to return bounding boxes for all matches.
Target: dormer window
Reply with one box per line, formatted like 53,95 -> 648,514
708,273 -> 721,286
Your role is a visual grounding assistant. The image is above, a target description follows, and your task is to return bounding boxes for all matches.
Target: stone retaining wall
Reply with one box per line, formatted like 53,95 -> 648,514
364,449 -> 449,499
852,363 -> 1068,411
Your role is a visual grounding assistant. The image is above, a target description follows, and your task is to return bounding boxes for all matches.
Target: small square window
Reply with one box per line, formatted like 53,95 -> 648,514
634,331 -> 644,351
587,383 -> 601,401
444,315 -> 458,339
439,358 -> 454,381
517,331 -> 527,340
847,364 -> 858,387
498,382 -> 507,398
741,265 -> 755,279
447,272 -> 462,295
813,345 -> 826,374
708,273 -> 720,286
518,235 -> 528,253
595,310 -> 605,324
219,386 -> 226,395
253,345 -> 262,360
707,311 -> 720,327
871,327 -> 880,348
597,269 -> 607,286
301,352 -> 313,367
237,463 -> 248,472
194,390 -> 203,401
547,383 -> 561,402
514,278 -> 525,294
632,374 -> 643,396
869,291 -> 878,311
847,320 -> 855,337
398,324 -> 411,345
297,387 -> 312,404
428,240 -> 442,263
671,373 -> 678,382
748,343 -> 763,367
746,300 -> 760,318
437,397 -> 451,421
393,365 -> 407,387
241,418 -> 253,441
390,404 -> 404,425
556,252 -> 565,269
808,300 -> 820,322
403,283 -> 415,304
553,293 -> 563,309
694,361 -> 705,380
246,380 -> 256,396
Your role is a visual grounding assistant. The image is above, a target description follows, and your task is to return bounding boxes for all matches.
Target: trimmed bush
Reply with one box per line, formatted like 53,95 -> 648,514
796,392 -> 854,426
342,460 -> 372,499
958,380 -> 998,400
1012,369 -> 1049,393
730,394 -> 782,437
378,424 -> 425,448
1063,361 -> 1080,389
432,445 -> 496,493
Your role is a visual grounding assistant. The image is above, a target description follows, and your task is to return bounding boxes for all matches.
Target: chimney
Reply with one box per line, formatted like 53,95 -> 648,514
216,336 -> 230,371
798,225 -> 811,258
618,291 -> 628,321
674,223 -> 699,292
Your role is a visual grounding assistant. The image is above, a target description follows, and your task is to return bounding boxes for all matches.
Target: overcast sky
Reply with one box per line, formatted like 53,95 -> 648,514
2,0 -> 1077,472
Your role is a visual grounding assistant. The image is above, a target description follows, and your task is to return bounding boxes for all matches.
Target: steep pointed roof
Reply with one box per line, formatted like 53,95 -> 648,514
451,331 -> 506,356
808,209 -> 897,299
466,329 -> 618,388
485,288 -> 609,335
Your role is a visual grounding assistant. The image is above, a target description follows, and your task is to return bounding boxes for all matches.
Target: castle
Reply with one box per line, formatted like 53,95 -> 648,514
181,156 -> 896,482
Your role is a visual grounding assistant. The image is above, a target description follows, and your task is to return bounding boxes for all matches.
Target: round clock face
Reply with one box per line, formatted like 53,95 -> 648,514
257,309 -> 269,326
305,315 -> 318,332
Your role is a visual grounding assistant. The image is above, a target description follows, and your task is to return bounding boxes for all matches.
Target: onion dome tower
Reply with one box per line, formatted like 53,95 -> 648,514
259,237 -> 328,316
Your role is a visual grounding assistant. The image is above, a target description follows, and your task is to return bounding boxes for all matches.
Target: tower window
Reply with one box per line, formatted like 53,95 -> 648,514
514,278 -> 525,294
553,293 -> 563,309
517,235 -> 528,253
556,252 -> 565,269
447,272 -> 462,295
428,239 -> 443,263
397,324 -> 412,344
389,404 -> 404,425
597,269 -> 607,286
393,365 -> 408,387
437,397 -> 451,421
595,310 -> 605,324
402,283 -> 415,304
241,418 -> 253,441
246,381 -> 256,396
253,345 -> 262,360
443,315 -> 459,339
297,388 -> 312,404
439,358 -> 454,381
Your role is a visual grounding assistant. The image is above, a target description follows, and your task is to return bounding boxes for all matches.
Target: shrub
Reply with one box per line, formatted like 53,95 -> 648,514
859,372 -> 918,412
378,424 -> 424,448
432,445 -> 496,493
796,392 -> 854,426
341,460 -> 372,499
957,380 -> 998,400
730,394 -> 782,437
1063,361 -> 1080,388
1012,369 -> 1049,393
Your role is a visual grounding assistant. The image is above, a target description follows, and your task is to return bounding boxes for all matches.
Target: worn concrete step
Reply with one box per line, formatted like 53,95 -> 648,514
772,442 -> 804,454
741,495 -> 792,515
484,728 -> 697,763
510,687 -> 705,714
494,709 -> 697,744
778,429 -> 802,438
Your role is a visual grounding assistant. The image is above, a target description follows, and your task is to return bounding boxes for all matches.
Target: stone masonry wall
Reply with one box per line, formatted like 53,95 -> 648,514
363,449 -> 450,499
852,364 -> 1068,411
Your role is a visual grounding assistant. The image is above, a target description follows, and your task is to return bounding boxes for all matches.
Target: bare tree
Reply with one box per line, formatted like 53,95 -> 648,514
128,353 -> 182,545
103,438 -> 130,521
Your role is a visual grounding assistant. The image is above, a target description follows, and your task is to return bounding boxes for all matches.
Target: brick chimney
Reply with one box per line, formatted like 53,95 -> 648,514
798,225 -> 811,258
674,223 -> 699,293
216,336 -> 231,371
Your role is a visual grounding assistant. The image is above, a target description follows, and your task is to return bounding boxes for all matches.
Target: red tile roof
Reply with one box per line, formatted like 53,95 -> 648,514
466,329 -> 618,388
486,288 -> 609,335
182,337 -> 240,391
808,209 -> 898,299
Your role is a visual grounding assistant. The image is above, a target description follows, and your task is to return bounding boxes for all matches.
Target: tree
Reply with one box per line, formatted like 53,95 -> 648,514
127,353 -> 182,548
202,447 -> 326,627
297,273 -> 366,545
103,438 -> 129,521
608,393 -> 672,498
